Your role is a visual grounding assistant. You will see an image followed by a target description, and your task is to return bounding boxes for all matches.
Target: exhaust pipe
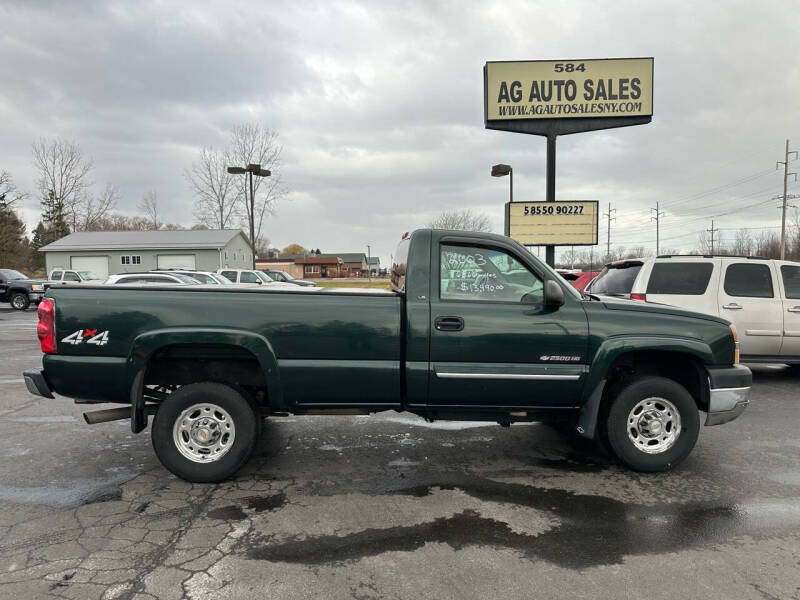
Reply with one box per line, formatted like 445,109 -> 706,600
83,407 -> 131,424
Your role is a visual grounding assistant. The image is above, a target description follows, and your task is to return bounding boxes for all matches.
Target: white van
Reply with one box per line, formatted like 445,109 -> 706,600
629,255 -> 800,364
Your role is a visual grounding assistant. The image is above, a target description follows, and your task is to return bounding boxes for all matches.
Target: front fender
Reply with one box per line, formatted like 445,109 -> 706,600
128,327 -> 283,414
577,335 -> 714,439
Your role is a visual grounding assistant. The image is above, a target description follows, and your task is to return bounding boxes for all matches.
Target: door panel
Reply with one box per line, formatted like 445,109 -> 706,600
718,260 -> 782,356
778,263 -> 800,357
429,243 -> 588,408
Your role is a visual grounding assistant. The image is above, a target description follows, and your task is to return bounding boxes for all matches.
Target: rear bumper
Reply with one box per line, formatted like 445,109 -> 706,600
23,369 -> 55,399
705,364 -> 751,426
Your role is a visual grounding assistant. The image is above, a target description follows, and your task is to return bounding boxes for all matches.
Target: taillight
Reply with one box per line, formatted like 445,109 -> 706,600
630,293 -> 647,302
37,298 -> 56,354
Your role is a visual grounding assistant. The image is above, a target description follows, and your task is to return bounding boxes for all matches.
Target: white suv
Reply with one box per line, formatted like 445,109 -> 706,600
628,255 -> 800,364
216,268 -> 299,289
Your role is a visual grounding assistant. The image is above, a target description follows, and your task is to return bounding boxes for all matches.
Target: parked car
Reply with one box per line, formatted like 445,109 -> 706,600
48,269 -> 103,285
585,259 -> 644,298
628,255 -> 800,364
105,272 -> 202,285
570,271 -> 599,292
261,269 -> 316,287
0,268 -> 46,310
25,229 -> 749,482
216,268 -> 297,288
159,270 -> 233,285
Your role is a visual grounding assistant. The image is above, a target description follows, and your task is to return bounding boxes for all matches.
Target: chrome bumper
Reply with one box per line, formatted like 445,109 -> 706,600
705,386 -> 750,426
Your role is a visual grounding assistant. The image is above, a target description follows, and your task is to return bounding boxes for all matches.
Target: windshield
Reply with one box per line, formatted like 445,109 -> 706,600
256,271 -> 274,283
277,270 -> 294,280
174,274 -> 202,284
0,269 -> 27,280
209,273 -> 232,284
183,272 -> 215,284
77,271 -> 97,280
590,262 -> 643,296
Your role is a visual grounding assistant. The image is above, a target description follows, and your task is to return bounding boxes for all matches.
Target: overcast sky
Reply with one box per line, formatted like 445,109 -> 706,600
2,0 -> 799,266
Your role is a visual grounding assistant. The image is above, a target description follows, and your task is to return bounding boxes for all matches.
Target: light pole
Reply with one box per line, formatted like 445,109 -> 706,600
491,163 -> 513,204
227,163 -> 271,269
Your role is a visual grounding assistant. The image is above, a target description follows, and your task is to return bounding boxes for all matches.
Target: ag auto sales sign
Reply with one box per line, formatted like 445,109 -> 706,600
485,58 -> 653,121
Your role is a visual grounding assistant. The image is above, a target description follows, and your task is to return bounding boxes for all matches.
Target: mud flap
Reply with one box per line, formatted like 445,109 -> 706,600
130,369 -> 146,433
576,379 -> 606,439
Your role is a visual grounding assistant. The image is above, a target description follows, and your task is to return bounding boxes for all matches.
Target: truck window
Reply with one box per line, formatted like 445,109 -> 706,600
220,271 -> 237,282
439,244 -> 542,303
590,262 -> 642,296
780,265 -> 800,299
51,271 -> 63,281
646,263 -> 713,295
724,263 -> 773,298
63,272 -> 80,282
391,237 -> 410,292
240,272 -> 259,284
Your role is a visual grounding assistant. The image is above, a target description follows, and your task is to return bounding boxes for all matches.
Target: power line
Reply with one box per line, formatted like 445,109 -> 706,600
776,139 -> 799,260
651,201 -> 665,255
603,202 -> 616,257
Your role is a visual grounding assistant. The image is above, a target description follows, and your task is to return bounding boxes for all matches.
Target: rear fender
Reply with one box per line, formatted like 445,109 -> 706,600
577,336 -> 714,438
128,328 -> 282,432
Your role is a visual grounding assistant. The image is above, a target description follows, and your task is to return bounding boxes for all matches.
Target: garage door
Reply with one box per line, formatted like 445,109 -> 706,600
157,254 -> 196,270
71,256 -> 109,279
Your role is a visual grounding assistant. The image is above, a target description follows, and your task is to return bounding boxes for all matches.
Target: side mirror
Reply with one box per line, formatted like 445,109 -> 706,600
544,279 -> 565,308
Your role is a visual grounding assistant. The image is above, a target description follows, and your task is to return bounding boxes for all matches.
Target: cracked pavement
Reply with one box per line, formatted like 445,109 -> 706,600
2,307 -> 800,599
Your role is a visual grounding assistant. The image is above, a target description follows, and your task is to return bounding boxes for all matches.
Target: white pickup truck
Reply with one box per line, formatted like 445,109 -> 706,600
48,269 -> 104,285
618,256 -> 800,364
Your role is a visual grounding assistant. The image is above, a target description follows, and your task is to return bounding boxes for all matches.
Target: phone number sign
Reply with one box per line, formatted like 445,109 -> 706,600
505,201 -> 598,246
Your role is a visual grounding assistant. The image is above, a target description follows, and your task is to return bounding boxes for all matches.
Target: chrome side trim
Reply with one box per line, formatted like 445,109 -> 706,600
435,372 -> 581,381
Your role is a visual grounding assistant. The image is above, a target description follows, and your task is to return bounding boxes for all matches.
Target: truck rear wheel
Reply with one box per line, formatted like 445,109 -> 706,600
151,382 -> 259,482
10,292 -> 29,310
604,376 -> 699,472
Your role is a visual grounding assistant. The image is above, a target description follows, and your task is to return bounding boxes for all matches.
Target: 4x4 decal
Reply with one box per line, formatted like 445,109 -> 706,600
61,329 -> 110,346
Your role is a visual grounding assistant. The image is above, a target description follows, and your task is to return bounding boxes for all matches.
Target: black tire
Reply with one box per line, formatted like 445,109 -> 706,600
10,292 -> 29,311
151,382 -> 259,482
604,376 -> 699,472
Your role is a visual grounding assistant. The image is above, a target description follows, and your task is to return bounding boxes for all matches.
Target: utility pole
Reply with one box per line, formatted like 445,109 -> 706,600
776,139 -> 798,260
651,201 -> 665,255
707,220 -> 718,254
367,245 -> 371,281
603,202 -> 616,259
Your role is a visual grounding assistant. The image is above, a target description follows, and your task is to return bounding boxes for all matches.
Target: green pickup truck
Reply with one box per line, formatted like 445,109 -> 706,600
24,229 -> 751,482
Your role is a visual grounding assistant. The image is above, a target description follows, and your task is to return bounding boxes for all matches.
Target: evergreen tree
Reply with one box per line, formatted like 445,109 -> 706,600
0,204 -> 30,270
41,189 -> 70,240
29,222 -> 49,270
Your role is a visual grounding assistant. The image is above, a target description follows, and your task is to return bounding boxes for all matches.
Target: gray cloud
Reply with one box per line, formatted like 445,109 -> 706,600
1,0 -> 799,265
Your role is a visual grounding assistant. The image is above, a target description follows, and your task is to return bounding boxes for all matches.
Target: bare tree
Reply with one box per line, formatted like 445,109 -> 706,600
226,124 -> 286,259
138,190 -> 160,229
0,171 -> 27,209
427,208 -> 492,232
76,184 -> 119,231
731,228 -> 754,256
186,147 -> 237,229
31,138 -> 93,230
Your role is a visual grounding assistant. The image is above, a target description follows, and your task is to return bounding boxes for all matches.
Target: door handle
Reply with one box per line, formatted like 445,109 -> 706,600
788,306 -> 800,313
722,303 -> 743,310
434,316 -> 465,332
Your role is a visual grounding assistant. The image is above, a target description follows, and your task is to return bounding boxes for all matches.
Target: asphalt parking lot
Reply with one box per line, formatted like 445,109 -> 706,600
1,307 -> 800,600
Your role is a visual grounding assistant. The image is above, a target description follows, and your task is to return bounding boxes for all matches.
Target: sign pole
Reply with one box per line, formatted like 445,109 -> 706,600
545,133 -> 557,267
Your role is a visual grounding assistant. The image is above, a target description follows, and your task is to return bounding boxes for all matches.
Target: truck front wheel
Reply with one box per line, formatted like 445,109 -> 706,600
604,376 -> 699,472
151,382 -> 259,482
10,292 -> 29,310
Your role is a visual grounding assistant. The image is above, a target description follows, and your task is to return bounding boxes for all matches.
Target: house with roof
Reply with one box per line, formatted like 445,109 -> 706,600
321,253 -> 367,277
39,229 -> 252,279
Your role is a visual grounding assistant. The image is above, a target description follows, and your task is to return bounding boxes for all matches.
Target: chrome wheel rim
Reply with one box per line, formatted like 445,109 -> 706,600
172,403 -> 236,463
11,295 -> 26,309
627,396 -> 681,454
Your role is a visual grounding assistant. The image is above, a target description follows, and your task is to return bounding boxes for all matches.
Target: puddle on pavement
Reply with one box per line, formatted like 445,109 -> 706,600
244,478 -> 800,569
208,493 -> 287,521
